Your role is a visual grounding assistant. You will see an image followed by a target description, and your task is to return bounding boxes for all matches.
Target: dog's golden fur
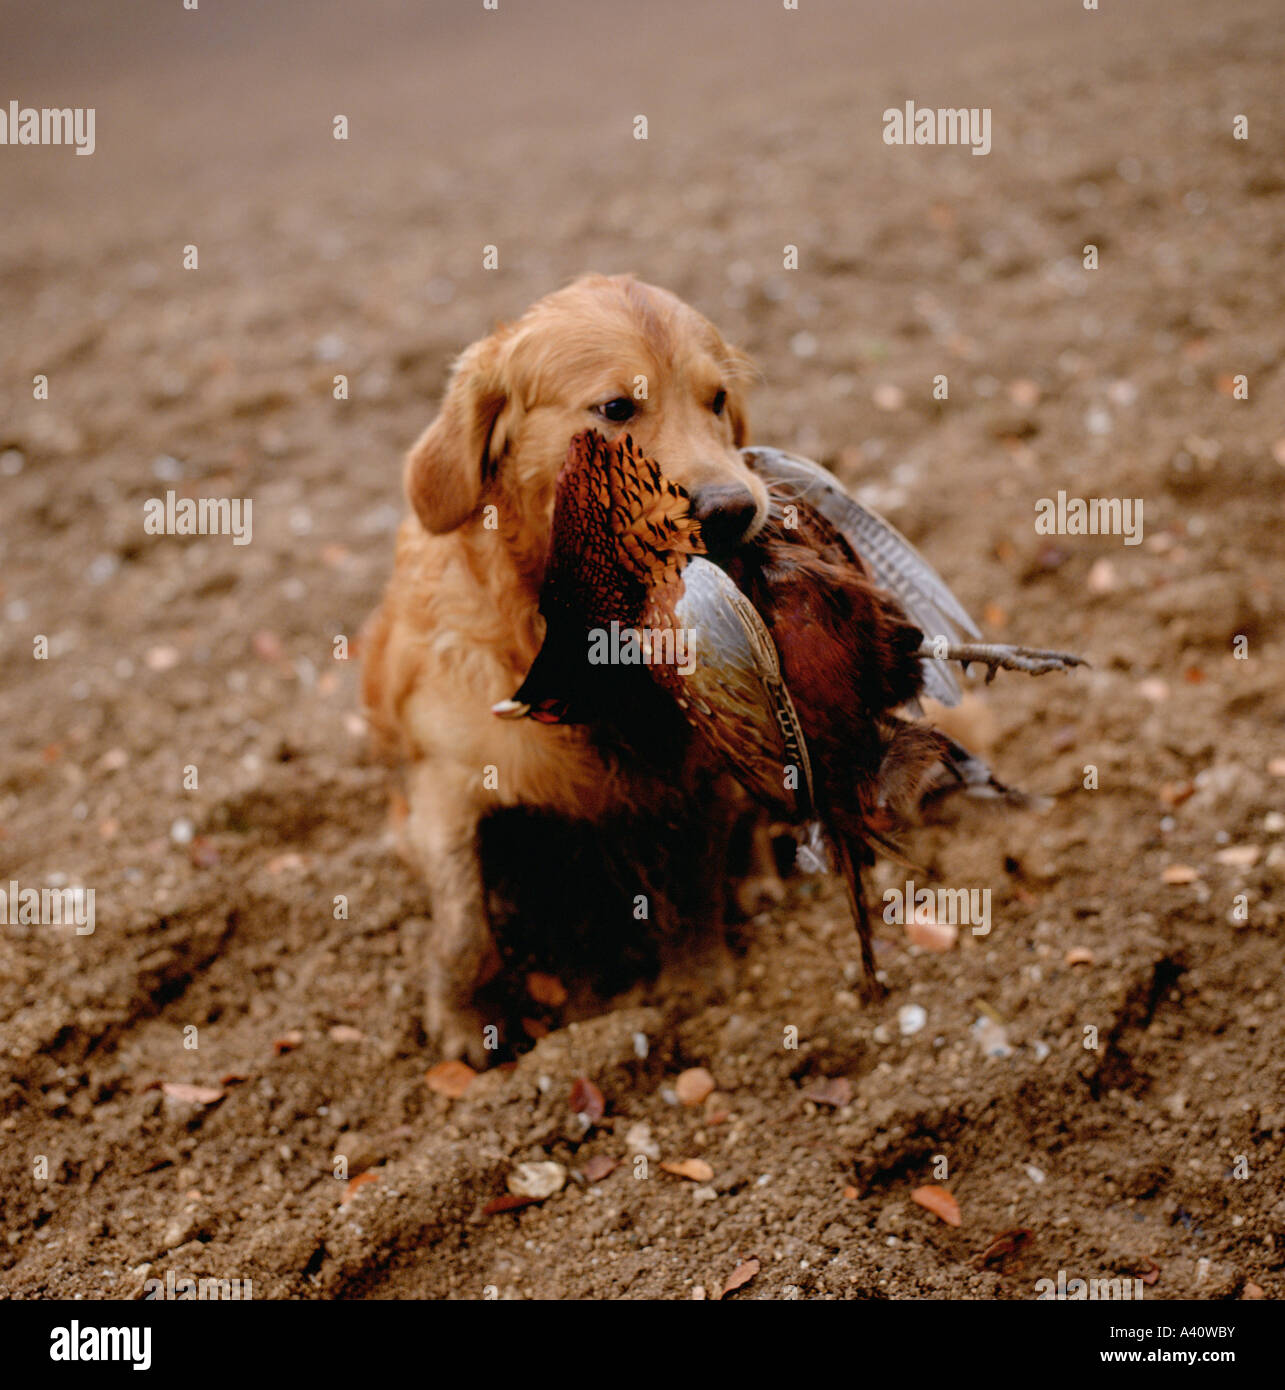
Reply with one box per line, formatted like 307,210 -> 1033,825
363,274 -> 774,1061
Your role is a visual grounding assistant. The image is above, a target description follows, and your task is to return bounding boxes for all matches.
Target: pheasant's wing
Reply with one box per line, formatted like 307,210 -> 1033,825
660,557 -> 815,818
742,446 -> 980,707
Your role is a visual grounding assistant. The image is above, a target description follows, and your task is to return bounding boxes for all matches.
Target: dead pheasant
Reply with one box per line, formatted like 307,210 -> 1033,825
496,430 -> 1084,987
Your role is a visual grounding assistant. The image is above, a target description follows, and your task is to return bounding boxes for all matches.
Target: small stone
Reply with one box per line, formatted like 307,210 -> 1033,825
145,645 -> 181,672
675,1068 -> 716,1107
506,1161 -> 566,1201
973,1016 -> 1012,1059
898,1004 -> 927,1036
872,383 -> 905,411
169,818 -> 195,846
1024,1164 -> 1046,1185
1162,864 -> 1199,884
907,917 -> 957,952
1087,558 -> 1117,594
1214,845 -> 1260,868
1138,678 -> 1170,702
624,1122 -> 660,1160
334,1131 -> 379,1176
1065,947 -> 1094,966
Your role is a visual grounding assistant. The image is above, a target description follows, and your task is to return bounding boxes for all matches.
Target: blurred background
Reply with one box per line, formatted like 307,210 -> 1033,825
2,0 -> 1282,1300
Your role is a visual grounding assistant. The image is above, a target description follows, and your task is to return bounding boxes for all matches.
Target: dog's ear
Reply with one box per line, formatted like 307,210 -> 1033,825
405,335 -> 507,534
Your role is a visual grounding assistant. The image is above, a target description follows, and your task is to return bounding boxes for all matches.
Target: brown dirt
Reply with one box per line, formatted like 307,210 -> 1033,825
2,0 -> 1283,1300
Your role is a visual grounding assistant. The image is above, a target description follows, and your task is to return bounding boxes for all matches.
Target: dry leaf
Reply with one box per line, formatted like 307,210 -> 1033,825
1158,780 -> 1195,808
161,1082 -> 223,1105
582,1155 -> 618,1183
1138,1260 -> 1161,1286
911,1185 -> 961,1226
425,1060 -> 476,1098
569,1077 -> 605,1122
483,1193 -> 538,1217
661,1158 -> 714,1183
341,1171 -> 380,1204
719,1258 -> 760,1298
219,1072 -> 250,1087
526,972 -> 567,1007
675,1067 -> 716,1107
978,1228 -> 1033,1268
802,1077 -> 852,1107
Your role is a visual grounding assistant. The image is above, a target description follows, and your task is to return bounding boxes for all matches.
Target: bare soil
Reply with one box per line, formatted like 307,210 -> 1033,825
1,0 -> 1283,1300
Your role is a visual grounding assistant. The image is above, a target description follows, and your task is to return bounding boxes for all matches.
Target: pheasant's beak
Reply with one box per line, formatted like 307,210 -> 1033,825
491,698 -> 530,719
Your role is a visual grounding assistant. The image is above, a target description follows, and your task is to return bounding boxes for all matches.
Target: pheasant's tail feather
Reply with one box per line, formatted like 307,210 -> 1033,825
742,446 -> 980,706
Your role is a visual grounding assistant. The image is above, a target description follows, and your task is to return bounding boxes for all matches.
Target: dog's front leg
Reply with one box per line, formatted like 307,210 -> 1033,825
405,763 -> 498,1065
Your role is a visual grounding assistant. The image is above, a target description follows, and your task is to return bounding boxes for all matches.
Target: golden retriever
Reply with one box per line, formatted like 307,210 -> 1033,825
362,274 -> 777,1062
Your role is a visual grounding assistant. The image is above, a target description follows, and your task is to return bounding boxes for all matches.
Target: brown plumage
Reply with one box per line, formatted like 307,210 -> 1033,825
499,430 -> 1085,988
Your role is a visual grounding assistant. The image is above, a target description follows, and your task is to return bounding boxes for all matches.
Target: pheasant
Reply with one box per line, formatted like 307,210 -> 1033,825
495,430 -> 1084,988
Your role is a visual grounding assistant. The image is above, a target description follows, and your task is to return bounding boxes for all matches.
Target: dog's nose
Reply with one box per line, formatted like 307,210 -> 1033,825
690,484 -> 759,554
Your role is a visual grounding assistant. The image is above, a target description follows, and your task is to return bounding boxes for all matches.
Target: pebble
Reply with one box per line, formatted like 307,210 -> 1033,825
973,1017 -> 1013,1059
624,1122 -> 660,1160
1086,558 -> 1116,594
1214,845 -> 1260,868
898,1004 -> 927,1037
872,383 -> 905,412
1024,1164 -> 1046,1185
1162,864 -> 1198,884
169,818 -> 195,846
145,645 -> 181,672
506,1161 -> 567,1201
675,1068 -> 716,1107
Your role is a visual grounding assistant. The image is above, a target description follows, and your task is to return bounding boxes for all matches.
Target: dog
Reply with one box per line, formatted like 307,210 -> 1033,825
362,274 -> 781,1063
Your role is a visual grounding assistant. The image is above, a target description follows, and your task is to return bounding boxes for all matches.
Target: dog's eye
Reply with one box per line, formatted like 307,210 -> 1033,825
711,388 -> 727,416
594,397 -> 636,424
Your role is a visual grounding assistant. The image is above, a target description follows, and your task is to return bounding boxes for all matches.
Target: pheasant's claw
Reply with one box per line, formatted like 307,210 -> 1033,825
920,640 -> 1087,682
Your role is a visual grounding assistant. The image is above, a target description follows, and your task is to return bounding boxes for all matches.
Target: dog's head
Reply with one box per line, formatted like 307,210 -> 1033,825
404,274 -> 767,576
